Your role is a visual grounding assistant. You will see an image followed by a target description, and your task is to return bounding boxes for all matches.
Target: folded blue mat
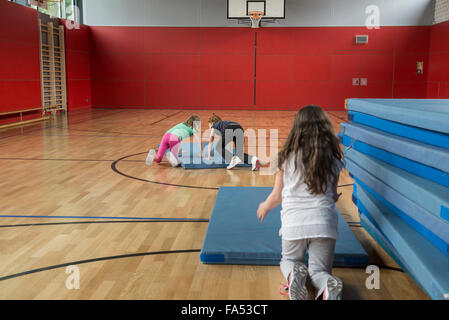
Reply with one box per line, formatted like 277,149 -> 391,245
355,190 -> 429,294
345,148 -> 449,221
180,142 -> 251,169
353,176 -> 449,257
200,187 -> 369,266
346,99 -> 449,134
340,122 -> 449,174
354,188 -> 438,274
348,111 -> 449,149
339,134 -> 449,188
344,155 -> 449,256
358,212 -> 408,274
354,184 -> 449,300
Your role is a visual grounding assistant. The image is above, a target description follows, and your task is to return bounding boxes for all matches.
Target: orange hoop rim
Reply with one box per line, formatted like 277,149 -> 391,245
248,10 -> 265,20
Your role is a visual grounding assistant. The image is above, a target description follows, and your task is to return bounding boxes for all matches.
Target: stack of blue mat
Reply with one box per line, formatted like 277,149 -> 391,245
339,98 -> 449,300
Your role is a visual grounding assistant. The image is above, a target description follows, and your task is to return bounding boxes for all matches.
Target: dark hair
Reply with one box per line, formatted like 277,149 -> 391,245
278,105 -> 342,195
208,114 -> 222,124
184,115 -> 200,128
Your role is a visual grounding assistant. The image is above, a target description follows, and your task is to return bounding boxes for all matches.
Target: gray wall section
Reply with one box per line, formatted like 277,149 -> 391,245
83,0 -> 435,27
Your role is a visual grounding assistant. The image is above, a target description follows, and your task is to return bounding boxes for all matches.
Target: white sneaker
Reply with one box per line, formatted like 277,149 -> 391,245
288,262 -> 309,300
323,276 -> 343,300
146,149 -> 155,166
227,156 -> 242,170
166,151 -> 180,167
251,157 -> 261,171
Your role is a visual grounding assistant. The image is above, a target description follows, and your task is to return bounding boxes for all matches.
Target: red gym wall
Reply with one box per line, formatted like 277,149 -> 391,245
428,20 -> 449,98
0,0 -> 91,126
64,21 -> 92,112
89,26 -> 432,111
0,0 -> 41,125
0,0 -> 447,115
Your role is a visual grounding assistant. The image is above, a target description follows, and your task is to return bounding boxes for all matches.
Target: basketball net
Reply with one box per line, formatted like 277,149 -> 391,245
248,11 -> 264,28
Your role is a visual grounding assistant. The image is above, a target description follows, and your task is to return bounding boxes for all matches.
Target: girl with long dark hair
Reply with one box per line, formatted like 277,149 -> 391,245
257,105 -> 344,300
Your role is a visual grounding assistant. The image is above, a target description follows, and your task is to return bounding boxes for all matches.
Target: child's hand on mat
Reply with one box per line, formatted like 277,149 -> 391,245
257,202 -> 269,222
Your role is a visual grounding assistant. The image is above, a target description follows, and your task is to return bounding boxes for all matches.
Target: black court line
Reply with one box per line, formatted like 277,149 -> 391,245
0,126 -> 47,142
148,110 -> 184,126
334,265 -> 404,273
0,110 -> 127,143
57,110 -> 184,136
0,157 -> 142,163
52,125 -> 170,137
21,133 -> 160,139
112,152 -> 356,191
0,156 -> 354,191
0,249 -> 201,282
66,109 -> 127,126
0,250 -> 403,283
111,152 -> 220,190
0,219 -> 209,229
376,265 -> 404,272
0,214 -> 209,221
52,125 -> 157,136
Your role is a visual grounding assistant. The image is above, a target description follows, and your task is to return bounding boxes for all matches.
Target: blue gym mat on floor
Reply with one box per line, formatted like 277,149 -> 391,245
200,187 -> 369,266
179,142 -> 251,169
353,184 -> 449,300
340,122 -> 449,174
346,99 -> 449,134
344,153 -> 449,256
348,111 -> 449,149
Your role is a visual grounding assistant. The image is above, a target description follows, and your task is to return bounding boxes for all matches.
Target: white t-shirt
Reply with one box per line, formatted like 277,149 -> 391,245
279,153 -> 343,241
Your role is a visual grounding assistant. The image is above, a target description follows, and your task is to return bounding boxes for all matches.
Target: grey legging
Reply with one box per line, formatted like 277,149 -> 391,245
280,237 -> 336,299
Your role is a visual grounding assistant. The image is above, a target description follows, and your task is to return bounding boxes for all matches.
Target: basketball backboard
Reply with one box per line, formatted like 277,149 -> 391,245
227,0 -> 285,20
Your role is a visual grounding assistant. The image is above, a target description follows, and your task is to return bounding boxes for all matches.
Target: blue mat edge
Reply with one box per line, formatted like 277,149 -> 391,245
354,195 -> 431,299
344,155 -> 449,253
346,98 -> 449,134
339,134 -> 449,188
352,176 -> 449,257
343,147 -> 449,223
348,111 -> 449,149
353,183 -> 449,300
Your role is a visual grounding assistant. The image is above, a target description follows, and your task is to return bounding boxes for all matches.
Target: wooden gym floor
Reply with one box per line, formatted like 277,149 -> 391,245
0,109 -> 428,300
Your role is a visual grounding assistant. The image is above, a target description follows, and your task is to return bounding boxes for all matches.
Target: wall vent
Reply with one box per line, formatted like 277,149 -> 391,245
355,35 -> 369,44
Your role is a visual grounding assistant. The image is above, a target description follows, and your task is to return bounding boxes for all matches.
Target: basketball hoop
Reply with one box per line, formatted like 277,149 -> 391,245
248,11 -> 264,28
